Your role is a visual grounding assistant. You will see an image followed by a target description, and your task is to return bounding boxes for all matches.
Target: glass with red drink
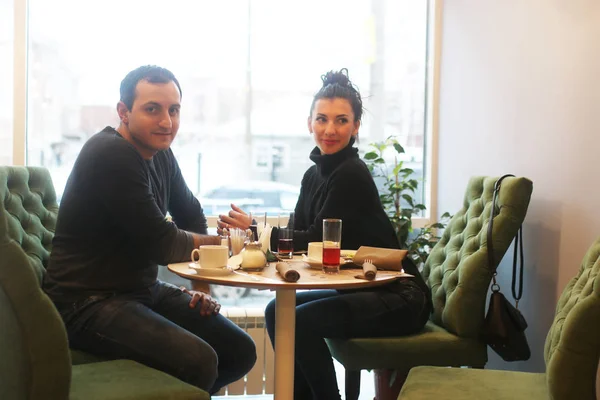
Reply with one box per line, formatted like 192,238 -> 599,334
322,218 -> 342,273
277,211 -> 294,259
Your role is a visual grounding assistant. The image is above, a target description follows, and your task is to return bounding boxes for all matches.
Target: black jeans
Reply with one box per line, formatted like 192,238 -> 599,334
55,280 -> 256,393
265,279 -> 429,400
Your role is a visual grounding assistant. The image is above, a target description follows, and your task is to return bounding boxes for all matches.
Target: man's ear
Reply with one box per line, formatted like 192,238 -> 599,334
116,101 -> 130,124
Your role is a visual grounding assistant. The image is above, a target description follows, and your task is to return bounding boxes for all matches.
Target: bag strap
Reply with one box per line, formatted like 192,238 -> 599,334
486,174 -> 525,308
512,226 -> 524,306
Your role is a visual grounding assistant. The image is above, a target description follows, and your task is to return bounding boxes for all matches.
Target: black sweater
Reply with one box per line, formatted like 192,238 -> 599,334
44,127 -> 207,301
272,141 -> 431,301
285,142 -> 399,251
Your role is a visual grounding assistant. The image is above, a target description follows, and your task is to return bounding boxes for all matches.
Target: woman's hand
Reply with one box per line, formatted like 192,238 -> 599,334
217,203 -> 253,234
180,287 -> 221,316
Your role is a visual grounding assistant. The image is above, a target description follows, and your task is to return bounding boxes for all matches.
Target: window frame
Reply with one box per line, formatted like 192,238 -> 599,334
10,0 -> 443,229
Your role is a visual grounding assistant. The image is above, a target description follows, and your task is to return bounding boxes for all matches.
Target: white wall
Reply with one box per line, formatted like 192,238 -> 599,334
437,0 -> 600,373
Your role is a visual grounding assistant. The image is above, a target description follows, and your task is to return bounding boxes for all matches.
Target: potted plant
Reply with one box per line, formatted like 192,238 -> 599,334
363,136 -> 451,266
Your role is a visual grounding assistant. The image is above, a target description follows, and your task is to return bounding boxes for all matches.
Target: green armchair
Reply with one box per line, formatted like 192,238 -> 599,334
0,166 -> 209,399
399,236 -> 600,400
326,176 -> 533,400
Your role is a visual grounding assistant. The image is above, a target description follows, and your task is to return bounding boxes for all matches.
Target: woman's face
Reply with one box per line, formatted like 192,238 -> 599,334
307,98 -> 360,155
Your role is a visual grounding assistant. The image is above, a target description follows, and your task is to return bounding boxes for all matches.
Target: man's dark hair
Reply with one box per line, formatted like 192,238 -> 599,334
119,65 -> 182,110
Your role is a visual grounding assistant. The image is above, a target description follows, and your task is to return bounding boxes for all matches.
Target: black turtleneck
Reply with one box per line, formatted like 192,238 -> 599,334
277,140 -> 399,252
271,140 -> 432,304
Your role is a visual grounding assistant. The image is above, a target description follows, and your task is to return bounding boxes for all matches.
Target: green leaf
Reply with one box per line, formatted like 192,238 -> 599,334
401,209 -> 413,218
393,143 -> 405,154
401,194 -> 414,207
265,249 -> 280,262
364,151 -> 378,160
392,163 -> 403,177
414,204 -> 427,211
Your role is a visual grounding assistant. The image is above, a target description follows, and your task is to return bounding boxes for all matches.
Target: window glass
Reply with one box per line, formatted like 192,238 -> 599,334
26,0 -> 429,306
27,0 -> 428,214
0,0 -> 13,165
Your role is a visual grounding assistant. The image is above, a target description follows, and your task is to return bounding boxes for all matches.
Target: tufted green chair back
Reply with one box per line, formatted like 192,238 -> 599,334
0,214 -> 72,399
422,176 -> 533,339
543,237 -> 600,400
0,166 -> 209,399
0,166 -> 58,283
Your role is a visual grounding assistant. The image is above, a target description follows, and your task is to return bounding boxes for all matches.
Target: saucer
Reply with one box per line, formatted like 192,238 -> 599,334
188,264 -> 234,277
302,255 -> 349,269
304,257 -> 324,269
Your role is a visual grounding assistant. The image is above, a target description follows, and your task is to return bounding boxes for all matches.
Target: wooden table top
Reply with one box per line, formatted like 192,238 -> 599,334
167,259 -> 411,290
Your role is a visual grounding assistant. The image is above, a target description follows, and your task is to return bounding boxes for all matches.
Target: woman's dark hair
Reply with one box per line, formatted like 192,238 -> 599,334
119,65 -> 182,110
309,68 -> 363,122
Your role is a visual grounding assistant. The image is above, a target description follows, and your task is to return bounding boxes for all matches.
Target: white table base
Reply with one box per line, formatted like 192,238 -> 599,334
274,289 -> 296,400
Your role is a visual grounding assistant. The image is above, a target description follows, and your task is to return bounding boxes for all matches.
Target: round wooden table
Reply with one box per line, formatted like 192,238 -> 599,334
168,259 -> 409,400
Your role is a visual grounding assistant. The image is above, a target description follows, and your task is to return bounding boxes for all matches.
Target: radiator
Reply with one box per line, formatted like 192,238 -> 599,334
215,307 -> 275,396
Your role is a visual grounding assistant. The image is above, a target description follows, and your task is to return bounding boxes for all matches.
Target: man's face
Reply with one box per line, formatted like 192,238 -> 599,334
119,80 -> 181,159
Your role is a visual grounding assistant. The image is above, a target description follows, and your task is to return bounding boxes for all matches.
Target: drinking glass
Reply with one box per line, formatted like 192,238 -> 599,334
230,228 -> 246,256
249,212 -> 267,242
322,218 -> 342,273
277,211 -> 294,259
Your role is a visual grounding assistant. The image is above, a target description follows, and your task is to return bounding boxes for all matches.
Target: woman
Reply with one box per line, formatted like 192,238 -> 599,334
218,69 -> 431,400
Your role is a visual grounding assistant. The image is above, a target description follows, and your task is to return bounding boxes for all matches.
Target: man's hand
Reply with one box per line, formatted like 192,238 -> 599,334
217,203 -> 252,235
180,287 -> 221,316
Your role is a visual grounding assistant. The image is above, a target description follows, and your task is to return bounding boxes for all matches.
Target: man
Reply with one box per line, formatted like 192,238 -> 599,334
43,65 -> 256,393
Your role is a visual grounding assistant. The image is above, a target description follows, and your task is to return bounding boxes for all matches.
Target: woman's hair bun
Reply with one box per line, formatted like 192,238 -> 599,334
311,67 -> 363,122
321,68 -> 351,88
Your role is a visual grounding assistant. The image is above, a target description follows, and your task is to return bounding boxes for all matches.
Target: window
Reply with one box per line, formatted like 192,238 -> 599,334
0,0 -> 13,165
24,0 -> 431,219
12,0 -> 436,305
253,143 -> 290,176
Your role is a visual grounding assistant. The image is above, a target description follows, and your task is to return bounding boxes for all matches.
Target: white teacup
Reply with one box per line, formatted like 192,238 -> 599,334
191,245 -> 229,269
307,242 -> 323,261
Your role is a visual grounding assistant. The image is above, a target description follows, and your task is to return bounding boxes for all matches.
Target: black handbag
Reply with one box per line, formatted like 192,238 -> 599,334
480,174 -> 531,361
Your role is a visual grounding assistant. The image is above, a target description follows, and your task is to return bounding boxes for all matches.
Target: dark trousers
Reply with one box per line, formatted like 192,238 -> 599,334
265,280 -> 429,400
55,280 -> 256,393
